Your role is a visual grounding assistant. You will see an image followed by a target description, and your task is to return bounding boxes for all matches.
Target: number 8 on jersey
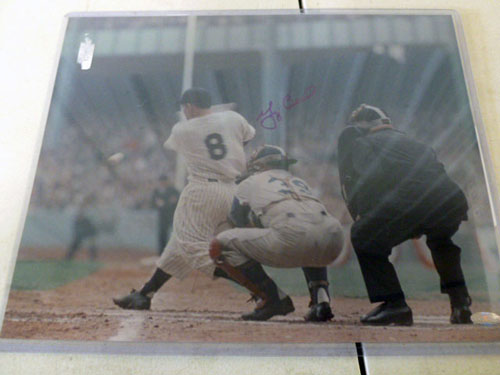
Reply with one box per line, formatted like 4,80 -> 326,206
205,133 -> 227,160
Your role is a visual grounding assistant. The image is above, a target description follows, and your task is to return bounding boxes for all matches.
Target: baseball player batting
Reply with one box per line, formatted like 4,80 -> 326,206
113,87 -> 256,310
209,145 -> 344,321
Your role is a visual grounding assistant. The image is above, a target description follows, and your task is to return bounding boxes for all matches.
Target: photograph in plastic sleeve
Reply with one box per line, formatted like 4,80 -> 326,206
2,11 -> 500,343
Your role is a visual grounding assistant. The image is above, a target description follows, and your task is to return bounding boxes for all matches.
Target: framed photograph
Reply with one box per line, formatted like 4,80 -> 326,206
2,10 -> 499,347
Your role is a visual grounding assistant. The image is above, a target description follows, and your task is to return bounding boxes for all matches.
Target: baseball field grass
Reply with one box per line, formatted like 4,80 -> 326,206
11,260 -> 102,290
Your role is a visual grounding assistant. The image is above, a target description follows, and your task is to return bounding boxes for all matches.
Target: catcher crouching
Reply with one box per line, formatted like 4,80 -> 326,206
210,145 -> 344,321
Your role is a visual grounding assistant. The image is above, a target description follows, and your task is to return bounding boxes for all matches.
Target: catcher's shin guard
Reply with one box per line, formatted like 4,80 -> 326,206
209,239 -> 294,321
209,239 -> 267,301
238,264 -> 293,321
307,280 -> 330,305
302,267 -> 331,304
302,267 -> 333,322
304,281 -> 334,322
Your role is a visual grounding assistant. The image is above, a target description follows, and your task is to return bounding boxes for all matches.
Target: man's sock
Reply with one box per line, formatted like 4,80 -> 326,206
139,268 -> 171,298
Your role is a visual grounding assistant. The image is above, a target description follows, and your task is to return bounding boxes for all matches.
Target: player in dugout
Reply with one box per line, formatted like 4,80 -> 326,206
337,103 -> 473,326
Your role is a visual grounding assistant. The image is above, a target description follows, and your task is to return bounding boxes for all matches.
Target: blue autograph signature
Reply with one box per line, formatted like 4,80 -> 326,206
256,101 -> 282,130
257,85 -> 317,129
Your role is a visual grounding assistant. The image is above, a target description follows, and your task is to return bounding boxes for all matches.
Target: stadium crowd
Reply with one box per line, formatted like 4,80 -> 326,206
30,123 -> 176,210
28,109 -> 489,229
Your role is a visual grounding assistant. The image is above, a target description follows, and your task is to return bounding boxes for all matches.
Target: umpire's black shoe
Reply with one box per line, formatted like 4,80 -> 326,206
360,301 -> 413,326
450,305 -> 473,324
242,296 -> 295,321
449,294 -> 472,324
113,289 -> 151,310
304,302 -> 334,322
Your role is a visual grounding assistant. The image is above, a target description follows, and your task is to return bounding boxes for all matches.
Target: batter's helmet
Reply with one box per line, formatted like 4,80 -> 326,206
348,104 -> 391,127
247,145 -> 297,174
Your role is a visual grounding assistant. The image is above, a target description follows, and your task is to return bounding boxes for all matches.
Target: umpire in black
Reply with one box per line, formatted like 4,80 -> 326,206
151,175 -> 179,255
338,104 -> 472,326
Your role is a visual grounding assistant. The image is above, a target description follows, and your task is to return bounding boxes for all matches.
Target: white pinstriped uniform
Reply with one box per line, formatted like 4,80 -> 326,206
216,169 -> 344,268
157,110 -> 255,279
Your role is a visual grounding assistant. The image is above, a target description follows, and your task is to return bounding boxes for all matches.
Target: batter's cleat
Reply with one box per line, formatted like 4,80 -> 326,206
360,301 -> 413,326
242,296 -> 295,321
113,289 -> 151,310
304,302 -> 334,322
450,305 -> 473,324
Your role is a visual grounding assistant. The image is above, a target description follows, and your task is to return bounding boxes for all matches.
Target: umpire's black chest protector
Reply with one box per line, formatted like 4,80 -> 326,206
337,126 -> 468,223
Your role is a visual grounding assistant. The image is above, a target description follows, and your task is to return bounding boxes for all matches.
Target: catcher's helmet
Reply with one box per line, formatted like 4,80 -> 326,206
247,145 -> 297,174
348,104 -> 391,127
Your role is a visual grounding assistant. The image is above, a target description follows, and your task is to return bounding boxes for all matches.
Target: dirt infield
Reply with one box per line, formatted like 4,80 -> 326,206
2,249 -> 500,343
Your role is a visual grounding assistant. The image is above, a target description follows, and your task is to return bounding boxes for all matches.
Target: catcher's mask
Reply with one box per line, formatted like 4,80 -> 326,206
247,145 -> 297,174
348,104 -> 391,128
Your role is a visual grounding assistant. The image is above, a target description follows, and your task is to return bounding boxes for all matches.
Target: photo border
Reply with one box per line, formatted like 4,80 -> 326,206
1,8 -> 500,366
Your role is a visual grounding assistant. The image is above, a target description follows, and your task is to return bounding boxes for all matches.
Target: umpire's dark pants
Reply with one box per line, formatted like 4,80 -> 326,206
351,214 -> 469,303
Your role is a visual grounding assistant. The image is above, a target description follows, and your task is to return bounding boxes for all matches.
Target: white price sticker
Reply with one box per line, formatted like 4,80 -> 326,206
77,34 -> 95,70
